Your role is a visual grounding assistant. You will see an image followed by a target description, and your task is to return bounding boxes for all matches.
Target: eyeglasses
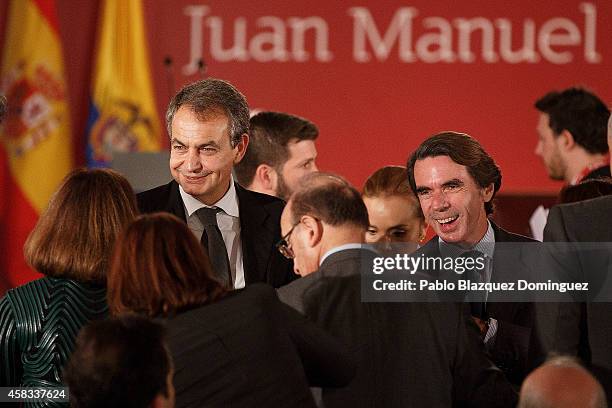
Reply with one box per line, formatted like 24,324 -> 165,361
276,221 -> 301,259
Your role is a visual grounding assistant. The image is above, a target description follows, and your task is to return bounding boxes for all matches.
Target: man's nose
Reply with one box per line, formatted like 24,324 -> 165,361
186,149 -> 201,172
311,162 -> 319,172
534,141 -> 542,157
431,190 -> 449,211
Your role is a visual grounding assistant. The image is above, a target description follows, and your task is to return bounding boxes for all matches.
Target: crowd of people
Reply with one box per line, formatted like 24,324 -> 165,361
0,81 -> 610,407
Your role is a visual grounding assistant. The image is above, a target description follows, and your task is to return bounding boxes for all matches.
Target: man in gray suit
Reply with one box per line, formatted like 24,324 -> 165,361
277,172 -> 516,407
537,112 -> 612,402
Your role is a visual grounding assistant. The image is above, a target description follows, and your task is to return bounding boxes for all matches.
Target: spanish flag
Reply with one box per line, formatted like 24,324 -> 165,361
0,0 -> 73,292
85,0 -> 162,167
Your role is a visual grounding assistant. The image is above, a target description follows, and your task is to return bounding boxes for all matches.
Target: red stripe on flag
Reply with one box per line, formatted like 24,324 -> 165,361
0,156 -> 43,295
31,0 -> 61,36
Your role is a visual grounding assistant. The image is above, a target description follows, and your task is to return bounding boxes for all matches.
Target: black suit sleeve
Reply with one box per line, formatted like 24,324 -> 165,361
488,307 -> 534,383
453,311 -> 518,408
536,206 -> 584,359
263,285 -> 356,388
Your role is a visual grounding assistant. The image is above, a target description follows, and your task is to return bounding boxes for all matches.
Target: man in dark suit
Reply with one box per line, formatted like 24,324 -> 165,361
137,78 -> 293,288
537,195 -> 612,402
537,114 -> 612,398
407,131 -> 536,384
278,172 -> 517,407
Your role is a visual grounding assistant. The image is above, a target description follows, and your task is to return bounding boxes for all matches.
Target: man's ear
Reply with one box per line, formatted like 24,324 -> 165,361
482,183 -> 495,203
557,130 -> 576,152
233,133 -> 249,163
301,215 -> 323,248
253,164 -> 278,192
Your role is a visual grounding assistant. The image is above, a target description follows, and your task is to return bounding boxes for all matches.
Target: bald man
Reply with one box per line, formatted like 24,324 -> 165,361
519,356 -> 607,408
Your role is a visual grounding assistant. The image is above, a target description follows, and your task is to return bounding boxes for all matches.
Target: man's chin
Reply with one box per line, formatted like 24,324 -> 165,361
435,229 -> 466,244
180,182 -> 209,198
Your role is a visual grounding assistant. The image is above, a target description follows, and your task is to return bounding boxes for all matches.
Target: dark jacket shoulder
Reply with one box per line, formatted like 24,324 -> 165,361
492,223 -> 536,243
136,180 -> 184,217
234,183 -> 286,213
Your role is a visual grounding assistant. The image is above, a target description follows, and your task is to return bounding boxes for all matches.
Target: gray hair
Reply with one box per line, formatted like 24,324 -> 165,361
166,78 -> 249,147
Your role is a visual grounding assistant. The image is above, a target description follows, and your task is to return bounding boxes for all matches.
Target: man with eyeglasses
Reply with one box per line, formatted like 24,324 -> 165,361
277,172 -> 516,408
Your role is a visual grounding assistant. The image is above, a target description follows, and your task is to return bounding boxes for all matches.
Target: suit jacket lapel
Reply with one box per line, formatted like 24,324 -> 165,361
490,223 -> 532,283
235,183 -> 273,284
168,180 -> 187,221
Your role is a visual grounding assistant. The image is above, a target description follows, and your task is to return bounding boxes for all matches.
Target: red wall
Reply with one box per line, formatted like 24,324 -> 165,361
1,0 -> 610,194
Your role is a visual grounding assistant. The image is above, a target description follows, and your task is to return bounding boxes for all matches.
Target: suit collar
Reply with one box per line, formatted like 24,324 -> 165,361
235,183 -> 275,284
421,221 -> 513,256
319,247 -> 377,270
167,180 -> 187,221
320,243 -> 364,266
438,220 -> 495,258
235,183 -> 271,227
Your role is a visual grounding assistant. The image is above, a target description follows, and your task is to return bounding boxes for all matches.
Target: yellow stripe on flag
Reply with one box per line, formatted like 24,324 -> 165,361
0,0 -> 73,213
88,0 -> 161,164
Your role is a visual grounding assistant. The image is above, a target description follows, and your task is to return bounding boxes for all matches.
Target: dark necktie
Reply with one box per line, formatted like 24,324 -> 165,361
462,250 -> 487,319
196,207 -> 232,288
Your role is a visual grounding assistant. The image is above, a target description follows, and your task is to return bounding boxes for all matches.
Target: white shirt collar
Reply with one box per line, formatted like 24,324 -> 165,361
438,220 -> 495,258
179,175 -> 239,218
319,243 -> 367,266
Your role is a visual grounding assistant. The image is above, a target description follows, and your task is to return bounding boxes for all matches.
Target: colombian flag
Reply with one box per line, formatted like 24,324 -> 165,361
85,0 -> 162,167
0,0 -> 73,292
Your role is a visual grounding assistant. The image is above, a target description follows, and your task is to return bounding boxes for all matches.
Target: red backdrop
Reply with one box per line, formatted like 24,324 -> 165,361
1,0 -> 610,194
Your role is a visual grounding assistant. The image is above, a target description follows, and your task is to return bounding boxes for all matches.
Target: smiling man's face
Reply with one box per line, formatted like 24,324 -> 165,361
169,106 -> 247,205
413,155 -> 493,247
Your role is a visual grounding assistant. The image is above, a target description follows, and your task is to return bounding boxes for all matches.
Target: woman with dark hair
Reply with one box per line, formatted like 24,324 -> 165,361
362,165 -> 428,249
108,212 -> 355,408
0,168 -> 138,391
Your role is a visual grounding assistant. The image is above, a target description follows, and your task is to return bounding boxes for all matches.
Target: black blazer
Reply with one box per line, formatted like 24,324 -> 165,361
278,248 -> 517,407
162,284 -> 355,408
417,222 -> 536,384
137,180 -> 295,287
539,195 -> 612,401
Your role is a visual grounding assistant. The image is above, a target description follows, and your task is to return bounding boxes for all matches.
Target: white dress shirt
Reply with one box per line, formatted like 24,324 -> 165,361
179,176 -> 245,289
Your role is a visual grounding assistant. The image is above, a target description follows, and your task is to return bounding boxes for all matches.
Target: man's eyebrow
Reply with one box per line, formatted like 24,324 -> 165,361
170,138 -> 185,146
442,178 -> 464,187
299,157 -> 315,165
198,141 -> 220,149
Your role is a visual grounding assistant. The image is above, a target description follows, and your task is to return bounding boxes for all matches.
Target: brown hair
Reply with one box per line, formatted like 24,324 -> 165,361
64,316 -> 171,408
24,168 -> 138,283
108,212 -> 227,317
235,111 -> 318,187
362,165 -> 424,221
290,172 -> 369,230
535,87 -> 609,155
407,131 -> 501,215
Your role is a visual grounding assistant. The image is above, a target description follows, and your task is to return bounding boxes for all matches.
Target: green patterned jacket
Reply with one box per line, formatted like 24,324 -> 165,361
0,277 -> 107,407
